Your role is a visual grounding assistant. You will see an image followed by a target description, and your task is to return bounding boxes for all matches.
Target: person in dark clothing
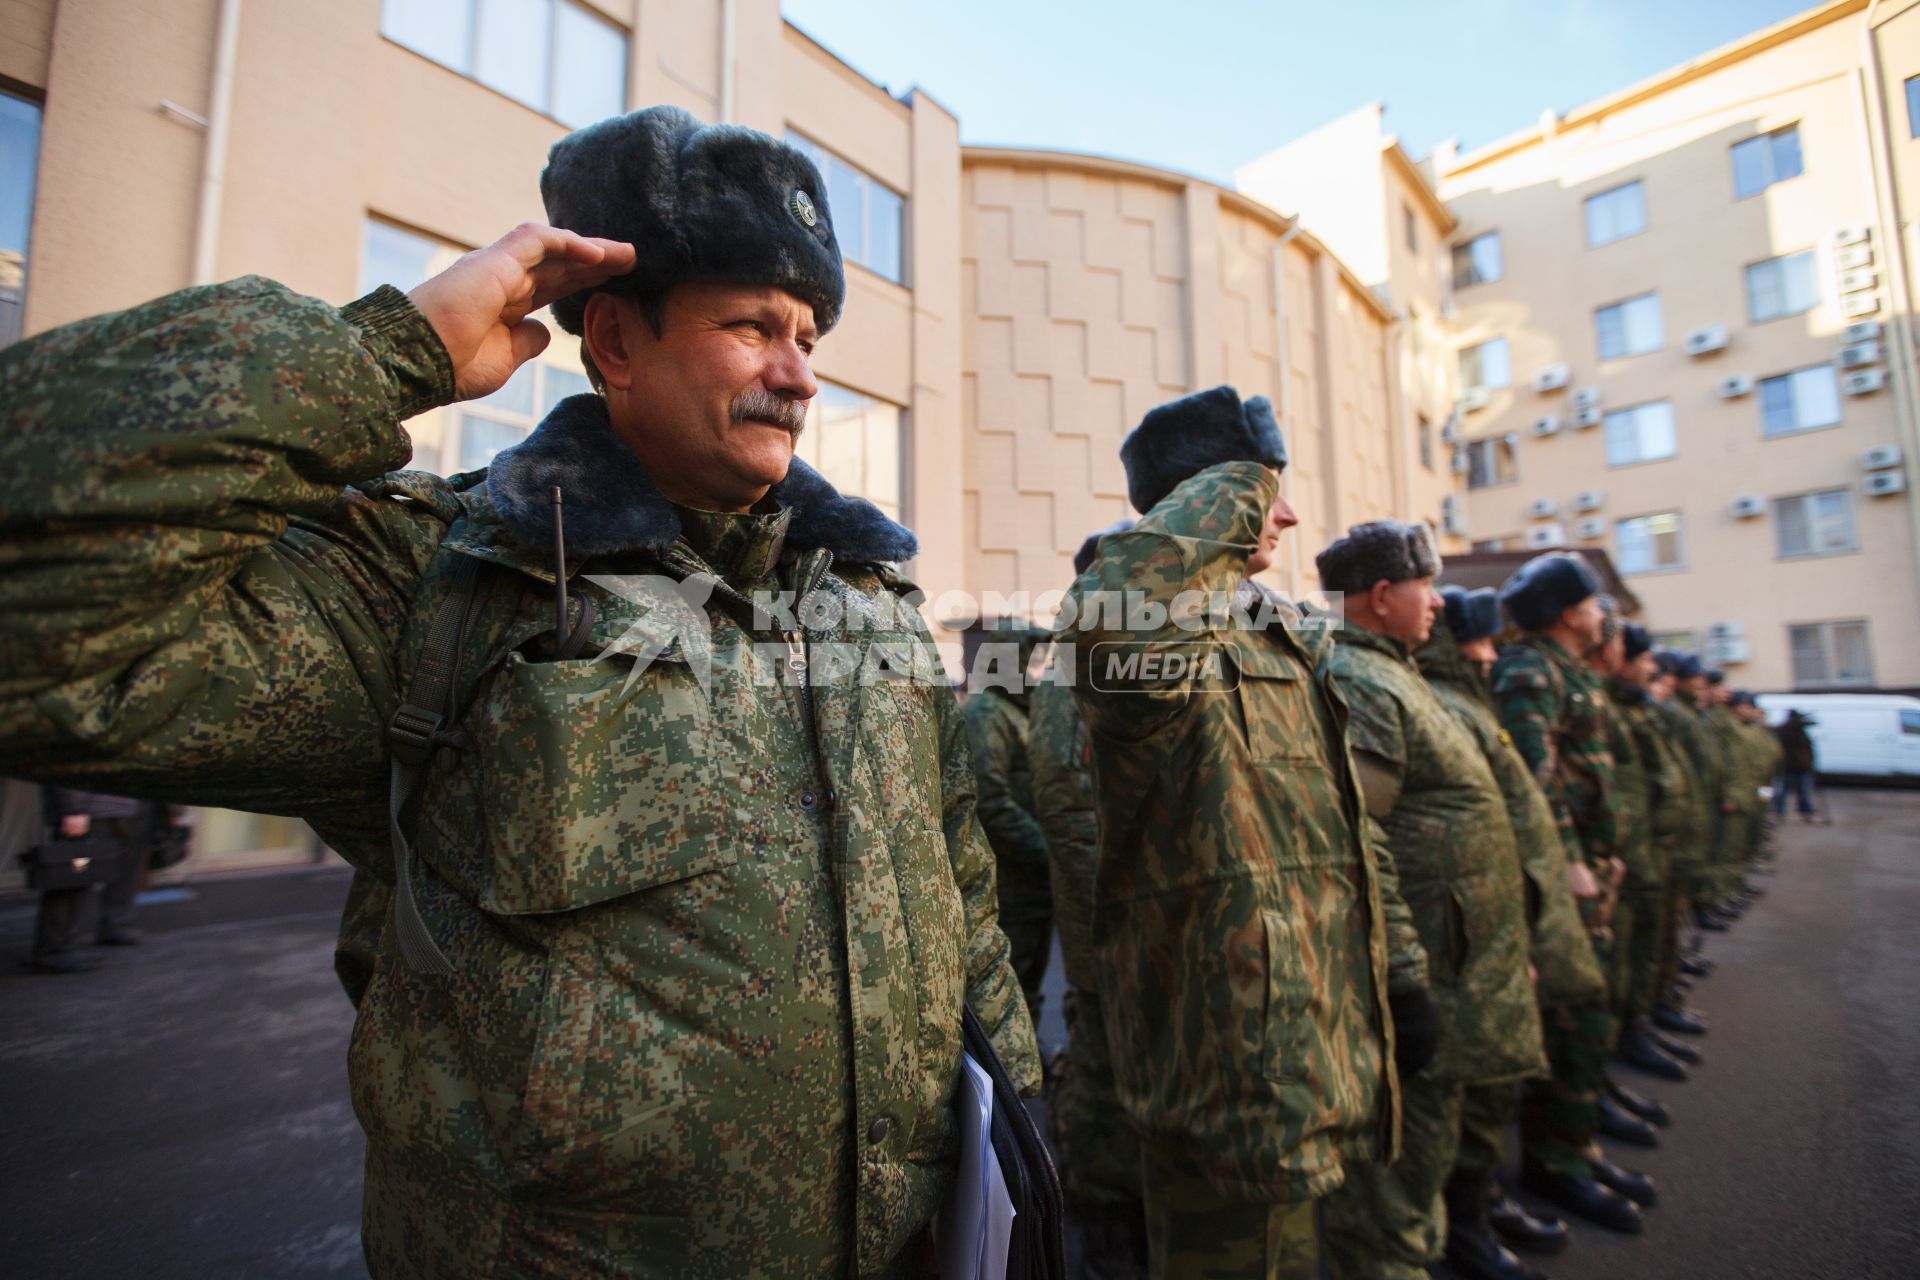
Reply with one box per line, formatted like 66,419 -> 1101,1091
1772,712 -> 1820,822
30,787 -> 154,973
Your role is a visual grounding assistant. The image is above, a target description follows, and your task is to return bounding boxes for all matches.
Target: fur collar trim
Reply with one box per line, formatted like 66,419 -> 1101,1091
484,393 -> 917,563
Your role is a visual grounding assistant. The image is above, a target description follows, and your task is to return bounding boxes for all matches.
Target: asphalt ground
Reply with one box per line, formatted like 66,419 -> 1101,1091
1,789 -> 1914,1278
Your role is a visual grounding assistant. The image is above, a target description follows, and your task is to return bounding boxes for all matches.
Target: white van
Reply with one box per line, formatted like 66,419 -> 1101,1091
1754,692 -> 1920,780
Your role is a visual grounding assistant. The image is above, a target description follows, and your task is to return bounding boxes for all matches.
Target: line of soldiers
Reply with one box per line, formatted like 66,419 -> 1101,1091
963,385 -> 1785,1280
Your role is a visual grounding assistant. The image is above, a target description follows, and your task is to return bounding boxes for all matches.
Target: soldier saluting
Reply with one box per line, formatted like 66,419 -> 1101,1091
0,107 -> 1037,1277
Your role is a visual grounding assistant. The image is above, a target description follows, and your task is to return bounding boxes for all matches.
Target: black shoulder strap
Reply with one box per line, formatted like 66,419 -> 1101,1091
384,555 -> 486,976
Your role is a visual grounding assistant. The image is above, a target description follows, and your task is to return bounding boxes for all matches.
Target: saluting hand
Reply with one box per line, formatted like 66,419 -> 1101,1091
407,223 -> 636,402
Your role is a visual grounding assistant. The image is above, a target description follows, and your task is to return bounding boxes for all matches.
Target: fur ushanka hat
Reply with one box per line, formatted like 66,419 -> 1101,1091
1119,386 -> 1287,515
1499,551 -> 1601,632
1440,585 -> 1502,645
541,105 -> 846,335
1315,521 -> 1442,595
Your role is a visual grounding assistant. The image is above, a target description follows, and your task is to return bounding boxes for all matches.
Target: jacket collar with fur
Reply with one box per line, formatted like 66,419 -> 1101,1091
481,392 -> 917,566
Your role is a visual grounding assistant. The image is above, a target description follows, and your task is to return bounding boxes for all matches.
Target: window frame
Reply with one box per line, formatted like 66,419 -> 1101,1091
1788,619 -> 1874,688
1731,124 -> 1804,200
1758,363 -> 1843,438
1458,335 -> 1512,392
1772,487 -> 1859,561
1613,510 -> 1686,576
379,0 -> 627,129
1584,180 -> 1647,248
1593,290 -> 1664,361
1745,248 -> 1820,324
1602,399 -> 1677,469
1908,75 -> 1920,139
1451,231 -> 1503,289
791,379 -> 907,523
784,129 -> 907,286
1464,435 -> 1519,491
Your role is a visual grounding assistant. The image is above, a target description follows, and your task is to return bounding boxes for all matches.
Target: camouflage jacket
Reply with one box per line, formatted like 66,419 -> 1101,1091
1325,623 -> 1544,1085
1062,461 -> 1424,1204
1710,707 -> 1767,814
1492,636 -> 1620,867
1416,631 -> 1607,1009
1655,698 -> 1717,892
0,279 -> 1038,1278
1599,682 -> 1659,883
963,684 -> 1051,917
1029,666 -> 1099,992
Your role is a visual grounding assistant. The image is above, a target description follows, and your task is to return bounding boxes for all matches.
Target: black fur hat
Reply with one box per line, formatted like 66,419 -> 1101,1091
1440,585 -> 1502,644
1706,668 -> 1726,685
1623,622 -> 1652,660
1119,386 -> 1287,515
1664,651 -> 1703,679
1074,518 -> 1136,576
1499,552 -> 1601,631
541,106 -> 846,335
1315,521 -> 1442,595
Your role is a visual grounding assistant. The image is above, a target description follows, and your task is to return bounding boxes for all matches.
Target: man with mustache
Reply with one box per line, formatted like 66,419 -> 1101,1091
0,106 -> 1038,1277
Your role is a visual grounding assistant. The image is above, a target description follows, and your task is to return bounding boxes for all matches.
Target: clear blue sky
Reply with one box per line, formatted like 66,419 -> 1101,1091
780,0 -> 1820,182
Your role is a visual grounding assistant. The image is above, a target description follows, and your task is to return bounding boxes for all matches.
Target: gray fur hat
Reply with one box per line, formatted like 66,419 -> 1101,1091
541,105 -> 846,336
1440,585 -> 1502,644
1073,518 -> 1136,576
1499,551 -> 1600,631
1315,521 -> 1442,595
1119,386 -> 1287,515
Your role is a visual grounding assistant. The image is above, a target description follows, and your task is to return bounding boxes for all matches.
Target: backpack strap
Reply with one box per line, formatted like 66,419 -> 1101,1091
385,555 -> 487,976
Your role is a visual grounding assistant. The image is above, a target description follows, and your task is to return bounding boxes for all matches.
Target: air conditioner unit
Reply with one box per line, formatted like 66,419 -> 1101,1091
1451,447 -> 1471,475
1705,636 -> 1752,666
1844,319 -> 1883,344
1573,405 -> 1604,428
1683,325 -> 1729,356
1844,292 -> 1881,318
1572,489 -> 1605,513
1460,386 -> 1492,413
1864,470 -> 1908,497
1531,363 -> 1572,393
1574,516 -> 1607,540
1843,368 -> 1886,395
1706,620 -> 1746,641
1531,415 -> 1561,437
1862,444 -> 1903,470
1729,494 -> 1766,519
1839,339 -> 1881,368
1570,386 -> 1602,411
1834,225 -> 1872,247
1525,523 -> 1568,549
1718,374 -> 1756,399
1441,496 -> 1469,538
1840,268 -> 1879,294
1837,244 -> 1875,271
1526,496 -> 1560,519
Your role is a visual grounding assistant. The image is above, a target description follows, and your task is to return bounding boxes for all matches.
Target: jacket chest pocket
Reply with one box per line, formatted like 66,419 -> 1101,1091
1229,642 -> 1319,765
462,648 -> 734,915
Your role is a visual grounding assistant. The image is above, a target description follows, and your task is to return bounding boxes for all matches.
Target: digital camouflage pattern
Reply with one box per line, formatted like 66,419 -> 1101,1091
1605,680 -> 1680,1023
1029,671 -> 1144,1212
964,680 -> 1053,1021
1063,461 -> 1426,1206
1706,707 -> 1777,903
0,279 -> 1039,1279
1492,636 -> 1621,869
1657,695 -> 1721,904
1416,629 -> 1605,1010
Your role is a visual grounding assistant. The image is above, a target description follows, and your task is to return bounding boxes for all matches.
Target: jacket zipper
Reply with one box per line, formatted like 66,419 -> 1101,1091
787,552 -> 834,788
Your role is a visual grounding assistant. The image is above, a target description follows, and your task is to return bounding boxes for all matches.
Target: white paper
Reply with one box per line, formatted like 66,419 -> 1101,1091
938,1054 -> 996,1280
980,1126 -> 1017,1280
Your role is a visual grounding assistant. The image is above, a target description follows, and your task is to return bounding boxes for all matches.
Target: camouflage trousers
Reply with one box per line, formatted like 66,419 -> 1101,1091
1140,1149 -> 1318,1280
1608,867 -> 1672,1025
1706,809 -> 1757,906
1322,1069 -> 1460,1280
1047,987 -> 1145,1206
1454,1083 -> 1514,1183
1522,999 -> 1613,1178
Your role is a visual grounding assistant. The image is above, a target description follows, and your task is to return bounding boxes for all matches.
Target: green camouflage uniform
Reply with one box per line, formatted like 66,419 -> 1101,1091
1605,680 -> 1681,1025
1320,622 -> 1544,1280
1644,696 -> 1703,1002
1064,462 -> 1426,1278
1660,696 -> 1720,908
1416,626 -> 1606,1189
1492,637 -> 1618,1180
964,679 -> 1053,1022
1678,692 -> 1732,907
1705,705 -> 1758,907
0,279 -> 1039,1278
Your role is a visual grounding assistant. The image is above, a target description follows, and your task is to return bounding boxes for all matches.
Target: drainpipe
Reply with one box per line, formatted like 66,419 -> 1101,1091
1858,0 -> 1920,602
190,0 -> 242,286
718,0 -> 736,123
1271,217 -> 1304,594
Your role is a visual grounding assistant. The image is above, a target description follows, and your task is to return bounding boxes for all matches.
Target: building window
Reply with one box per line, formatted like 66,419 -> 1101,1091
1403,202 -> 1418,252
786,132 -> 905,285
1908,75 -> 1920,138
792,382 -> 904,522
360,217 -> 467,297
1774,488 -> 1857,559
1746,250 -> 1819,323
1651,628 -> 1696,654
1594,291 -> 1663,360
1603,400 -> 1676,467
380,0 -> 627,129
1451,232 -> 1502,288
1789,620 -> 1873,687
458,360 -> 592,472
1465,436 -> 1517,490
1458,336 -> 1511,391
1418,413 -> 1434,471
1585,180 -> 1646,247
1615,511 -> 1684,574
1759,365 -> 1842,437
1732,124 -> 1804,200
0,90 -> 40,347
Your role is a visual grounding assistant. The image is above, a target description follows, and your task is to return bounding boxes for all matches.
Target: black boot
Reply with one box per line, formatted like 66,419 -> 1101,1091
1652,1002 -> 1708,1036
1607,1079 -> 1672,1128
1679,952 -> 1715,977
1587,1152 -> 1658,1207
1615,1020 -> 1689,1081
1519,1165 -> 1644,1234
1693,905 -> 1730,932
1647,1026 -> 1703,1065
1444,1172 -> 1547,1280
1076,1200 -> 1149,1280
1488,1190 -> 1569,1256
1597,1092 -> 1659,1147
